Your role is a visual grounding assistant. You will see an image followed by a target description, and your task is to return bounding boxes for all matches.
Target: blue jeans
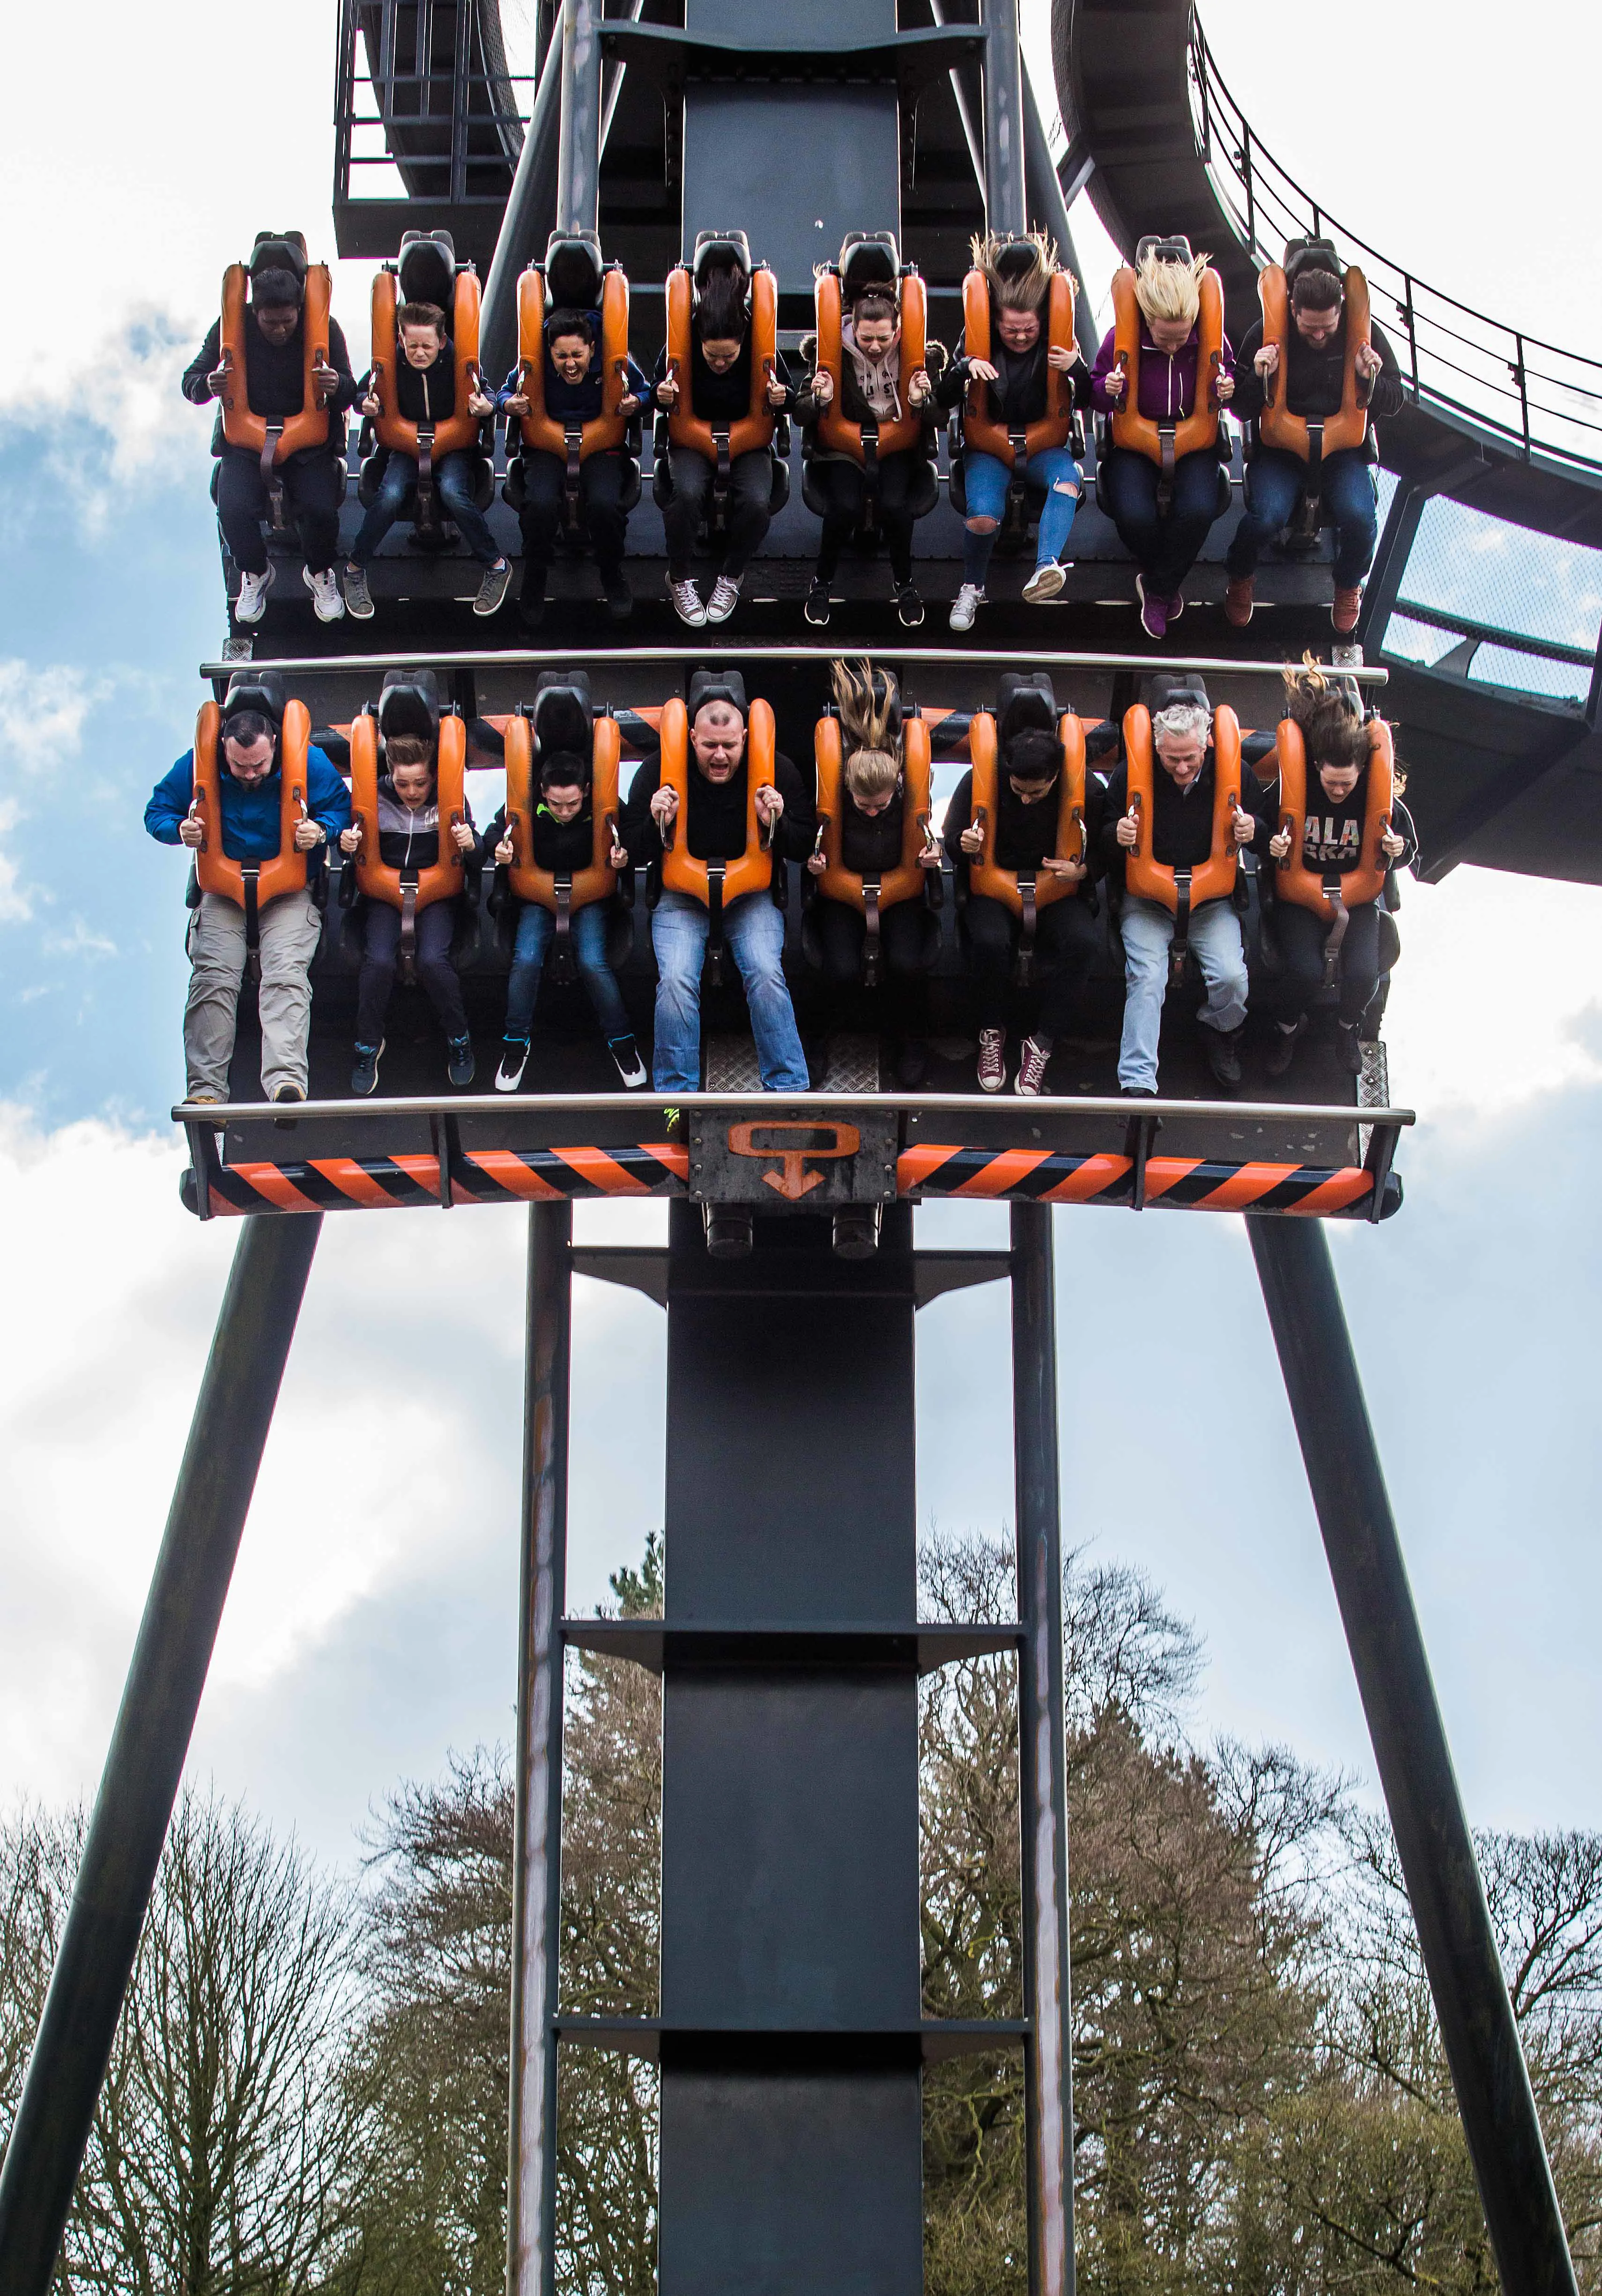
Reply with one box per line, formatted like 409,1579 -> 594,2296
504,898 -> 631,1044
650,888 -> 808,1092
349,449 -> 504,567
1096,446 -> 1228,596
1226,446 -> 1378,587
962,445 -> 1081,585
1117,894 -> 1248,1092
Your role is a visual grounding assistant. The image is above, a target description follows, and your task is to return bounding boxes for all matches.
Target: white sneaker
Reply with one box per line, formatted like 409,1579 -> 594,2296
234,566 -> 274,624
303,565 -> 346,622
495,1039 -> 529,1093
1023,561 -> 1067,603
666,577 -> 706,627
705,575 -> 742,624
608,1035 -> 648,1089
949,582 -> 985,633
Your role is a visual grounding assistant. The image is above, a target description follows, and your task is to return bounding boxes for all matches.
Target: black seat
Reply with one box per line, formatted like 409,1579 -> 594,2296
222,669 -> 287,726
997,672 -> 1058,743
545,230 -> 606,308
397,230 -> 458,307
378,669 -> 442,744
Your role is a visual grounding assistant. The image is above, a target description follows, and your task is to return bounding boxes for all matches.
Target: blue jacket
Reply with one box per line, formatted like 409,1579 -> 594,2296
497,350 -> 651,426
145,745 -> 351,862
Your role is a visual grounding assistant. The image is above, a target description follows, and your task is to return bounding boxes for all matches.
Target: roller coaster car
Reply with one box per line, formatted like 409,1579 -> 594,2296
359,230 -> 492,548
801,666 -> 942,987
653,230 -> 790,534
949,237 -> 1082,547
1096,235 -> 1231,525
801,232 -> 939,534
504,231 -> 642,534
488,671 -> 636,981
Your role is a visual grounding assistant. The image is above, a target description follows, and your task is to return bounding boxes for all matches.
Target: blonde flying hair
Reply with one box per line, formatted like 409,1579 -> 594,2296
971,229 -> 1061,316
832,659 -> 902,807
1133,248 -> 1211,331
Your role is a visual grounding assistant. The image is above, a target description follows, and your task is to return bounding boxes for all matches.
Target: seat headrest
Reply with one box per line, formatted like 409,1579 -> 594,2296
533,672 -> 593,757
544,231 -> 605,309
997,672 -> 1058,744
839,232 -> 900,295
1283,235 -> 1343,285
1145,673 -> 1211,719
688,667 -> 748,721
1135,233 -> 1195,268
378,668 -> 441,742
249,233 -> 308,281
692,230 -> 751,288
398,230 -> 458,308
222,669 -> 285,729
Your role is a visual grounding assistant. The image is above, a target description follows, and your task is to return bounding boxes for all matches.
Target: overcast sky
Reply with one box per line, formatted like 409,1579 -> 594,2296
0,1 -> 1600,1870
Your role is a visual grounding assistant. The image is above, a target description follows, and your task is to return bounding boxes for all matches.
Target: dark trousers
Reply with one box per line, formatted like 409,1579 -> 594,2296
215,445 -> 342,577
1270,896 -> 1382,1025
356,899 -> 468,1046
966,892 -> 1099,1037
811,451 -> 919,585
1096,445 -> 1226,596
518,448 -> 630,577
661,447 -> 774,580
813,896 -> 930,1035
1226,445 -> 1379,587
349,450 -> 502,567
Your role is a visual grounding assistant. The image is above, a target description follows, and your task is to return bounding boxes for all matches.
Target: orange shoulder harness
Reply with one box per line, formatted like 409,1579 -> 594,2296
812,715 -> 934,913
1257,264 -> 1371,459
812,270 -> 929,465
961,268 -> 1077,467
371,267 -> 484,459
1273,715 -> 1394,918
218,264 -> 333,461
665,265 -> 778,460
515,266 -> 631,460
965,712 -> 1087,917
503,710 -> 621,913
349,711 -> 467,912
1122,704 -> 1241,913
659,698 -> 776,905
191,699 -> 311,906
1108,265 -> 1223,463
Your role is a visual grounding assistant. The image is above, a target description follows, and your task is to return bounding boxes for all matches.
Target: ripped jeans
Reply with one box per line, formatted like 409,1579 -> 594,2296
961,444 -> 1081,585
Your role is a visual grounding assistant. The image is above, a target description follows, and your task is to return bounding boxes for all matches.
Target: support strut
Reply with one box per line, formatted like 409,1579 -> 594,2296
0,1214 -> 322,2296
506,1203 -> 573,2296
1011,1202 -> 1075,2296
1249,1216 -> 1577,2296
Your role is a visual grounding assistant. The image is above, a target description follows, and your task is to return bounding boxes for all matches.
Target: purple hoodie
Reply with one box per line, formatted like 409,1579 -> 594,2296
1090,319 -> 1235,429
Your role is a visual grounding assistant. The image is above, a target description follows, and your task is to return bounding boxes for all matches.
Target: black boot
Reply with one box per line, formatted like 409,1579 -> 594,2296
1204,1023 -> 1244,1090
1336,1020 -> 1364,1075
1264,1016 -> 1304,1079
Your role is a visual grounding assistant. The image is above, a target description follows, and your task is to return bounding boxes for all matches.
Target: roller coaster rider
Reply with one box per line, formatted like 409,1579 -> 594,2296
1226,240 -> 1404,637
1103,676 -> 1271,1095
1091,241 -> 1235,641
182,235 -> 361,629
622,670 -> 813,1092
653,237 -> 794,629
943,676 -> 1103,1096
145,673 -> 350,1108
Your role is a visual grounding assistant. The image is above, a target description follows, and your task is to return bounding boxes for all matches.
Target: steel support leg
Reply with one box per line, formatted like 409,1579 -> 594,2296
982,0 -> 1028,238
506,1203 -> 573,2296
556,0 -> 603,237
1248,1217 -> 1577,2296
1010,1202 -> 1075,2296
0,1214 -> 322,2296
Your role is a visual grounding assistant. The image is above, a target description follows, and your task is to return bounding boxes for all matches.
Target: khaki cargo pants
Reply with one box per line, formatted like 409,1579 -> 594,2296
184,888 -> 323,1100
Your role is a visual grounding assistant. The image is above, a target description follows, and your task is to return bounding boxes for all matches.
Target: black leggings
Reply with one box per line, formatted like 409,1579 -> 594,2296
965,892 -> 1099,1038
518,447 -> 631,575
215,445 -> 343,578
356,899 -> 468,1045
813,896 -> 930,1035
1270,897 -> 1382,1025
811,452 -> 919,585
660,447 -> 774,580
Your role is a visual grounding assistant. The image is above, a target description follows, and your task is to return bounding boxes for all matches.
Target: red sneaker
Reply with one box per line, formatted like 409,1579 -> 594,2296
1333,585 -> 1363,635
977,1029 -> 1006,1093
1224,576 -> 1254,629
1015,1036 -> 1052,1096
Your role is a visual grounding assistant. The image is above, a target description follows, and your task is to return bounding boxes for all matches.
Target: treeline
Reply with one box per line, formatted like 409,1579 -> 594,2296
2,1532 -> 1599,2295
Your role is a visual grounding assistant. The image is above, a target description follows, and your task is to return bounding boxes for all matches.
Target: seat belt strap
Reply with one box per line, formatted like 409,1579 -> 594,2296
862,877 -> 882,988
1169,869 -> 1193,987
1016,875 -> 1038,986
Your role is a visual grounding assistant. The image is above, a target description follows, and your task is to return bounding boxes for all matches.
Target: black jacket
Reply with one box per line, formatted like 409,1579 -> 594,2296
389,345 -> 467,427
182,311 -> 360,458
622,747 -> 815,869
367,778 -> 477,874
480,802 -> 602,877
839,792 -> 910,878
1232,313 -> 1404,462
935,343 -> 1090,431
1098,753 -> 1273,890
944,769 -> 1105,877
1256,767 -> 1419,879
650,337 -> 795,428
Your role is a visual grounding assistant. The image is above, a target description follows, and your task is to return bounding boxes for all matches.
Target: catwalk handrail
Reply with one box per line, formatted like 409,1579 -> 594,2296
1188,7 -> 1602,481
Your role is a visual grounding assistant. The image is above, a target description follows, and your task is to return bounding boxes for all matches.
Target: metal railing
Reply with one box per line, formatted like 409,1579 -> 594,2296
335,0 -> 533,207
1187,9 -> 1602,484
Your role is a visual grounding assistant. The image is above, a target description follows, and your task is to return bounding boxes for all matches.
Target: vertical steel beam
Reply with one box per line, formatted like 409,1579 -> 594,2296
1010,1201 -> 1075,2296
1018,52 -> 1100,366
1248,1217 -> 1578,2296
0,1214 -> 322,2296
506,1202 -> 573,2296
482,28 -> 567,384
982,0 -> 1027,237
556,0 -> 604,237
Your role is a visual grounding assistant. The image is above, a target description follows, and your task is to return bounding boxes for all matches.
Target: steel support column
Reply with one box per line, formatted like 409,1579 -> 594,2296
1018,53 -> 1100,365
506,1202 -> 574,2296
1248,1217 -> 1577,2296
556,0 -> 604,237
0,1214 -> 323,2296
982,0 -> 1028,237
1010,1201 -> 1075,2296
482,29 -> 567,385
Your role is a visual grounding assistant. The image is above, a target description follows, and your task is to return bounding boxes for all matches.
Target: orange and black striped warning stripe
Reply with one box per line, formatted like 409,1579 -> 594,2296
189,1142 -> 690,1216
895,1145 -> 1400,1219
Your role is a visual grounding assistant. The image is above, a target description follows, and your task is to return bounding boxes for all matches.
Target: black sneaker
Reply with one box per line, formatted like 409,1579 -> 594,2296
893,1037 -> 928,1089
804,580 -> 831,627
519,574 -> 546,630
1204,1024 -> 1244,1090
1264,1017 -> 1304,1078
272,1082 -> 305,1131
602,570 -> 633,623
896,583 -> 925,629
350,1041 -> 383,1096
608,1034 -> 648,1089
495,1038 -> 530,1093
447,1035 -> 477,1087
1336,1020 -> 1364,1075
